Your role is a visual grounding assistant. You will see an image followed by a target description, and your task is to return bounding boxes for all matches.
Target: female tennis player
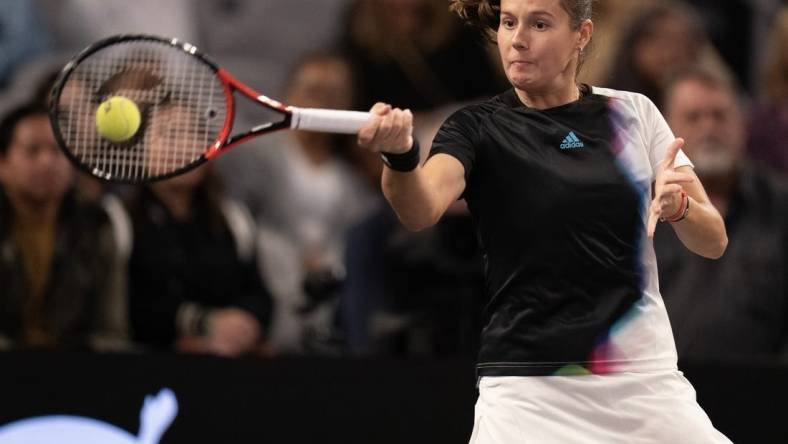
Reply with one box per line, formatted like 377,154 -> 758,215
358,0 -> 731,442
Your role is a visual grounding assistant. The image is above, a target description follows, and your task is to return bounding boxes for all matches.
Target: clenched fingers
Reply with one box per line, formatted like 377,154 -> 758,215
357,104 -> 413,153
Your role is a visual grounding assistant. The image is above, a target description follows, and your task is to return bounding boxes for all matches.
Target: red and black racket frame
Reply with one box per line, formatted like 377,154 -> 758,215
49,34 -> 294,183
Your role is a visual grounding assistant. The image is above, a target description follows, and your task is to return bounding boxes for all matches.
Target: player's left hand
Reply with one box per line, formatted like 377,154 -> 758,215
647,138 -> 694,237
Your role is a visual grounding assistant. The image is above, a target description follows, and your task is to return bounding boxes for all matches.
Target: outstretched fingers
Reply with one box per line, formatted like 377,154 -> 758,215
660,138 -> 685,171
661,170 -> 695,186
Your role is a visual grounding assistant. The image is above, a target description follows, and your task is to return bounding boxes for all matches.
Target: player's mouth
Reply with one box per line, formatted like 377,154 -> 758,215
510,60 -> 535,67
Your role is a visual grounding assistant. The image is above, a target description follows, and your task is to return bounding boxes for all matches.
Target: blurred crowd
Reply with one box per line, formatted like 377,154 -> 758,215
0,0 -> 785,365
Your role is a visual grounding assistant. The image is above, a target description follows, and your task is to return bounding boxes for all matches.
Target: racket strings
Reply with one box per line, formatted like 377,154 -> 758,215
54,39 -> 227,181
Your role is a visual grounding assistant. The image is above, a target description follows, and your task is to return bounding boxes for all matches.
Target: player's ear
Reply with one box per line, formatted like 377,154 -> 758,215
577,19 -> 593,50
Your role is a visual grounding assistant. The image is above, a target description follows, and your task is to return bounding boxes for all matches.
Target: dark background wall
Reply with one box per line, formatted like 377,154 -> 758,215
0,352 -> 786,444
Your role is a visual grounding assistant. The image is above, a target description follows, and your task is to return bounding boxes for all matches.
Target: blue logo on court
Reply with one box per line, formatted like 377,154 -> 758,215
560,131 -> 584,149
0,388 -> 178,444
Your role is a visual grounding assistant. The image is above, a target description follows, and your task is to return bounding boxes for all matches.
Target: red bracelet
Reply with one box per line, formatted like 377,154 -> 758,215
661,190 -> 688,223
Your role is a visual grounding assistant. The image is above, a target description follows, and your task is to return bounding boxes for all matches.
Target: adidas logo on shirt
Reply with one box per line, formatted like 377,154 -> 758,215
560,131 -> 584,150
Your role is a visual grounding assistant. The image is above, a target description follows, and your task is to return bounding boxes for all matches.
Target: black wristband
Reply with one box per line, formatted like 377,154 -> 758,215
381,139 -> 420,172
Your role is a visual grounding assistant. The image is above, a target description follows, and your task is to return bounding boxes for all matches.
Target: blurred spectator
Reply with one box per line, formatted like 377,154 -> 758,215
655,66 -> 788,362
747,7 -> 788,175
684,0 -> 758,90
0,1 -> 197,115
34,0 -> 198,55
576,0 -> 656,86
32,67 -> 128,204
125,104 -> 273,357
340,203 -> 484,357
606,2 -> 726,110
336,140 -> 392,355
0,1 -> 50,88
335,0 -> 497,357
339,106 -> 484,357
195,0 -> 351,97
0,103 -> 127,350
218,54 -> 376,354
0,5 -> 55,118
341,0 -> 506,112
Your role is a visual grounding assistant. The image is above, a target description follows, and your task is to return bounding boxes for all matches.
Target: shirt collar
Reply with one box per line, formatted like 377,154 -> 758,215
498,84 -> 593,110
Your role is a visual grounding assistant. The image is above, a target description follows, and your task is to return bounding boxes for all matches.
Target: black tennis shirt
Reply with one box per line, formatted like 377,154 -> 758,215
429,86 -> 687,376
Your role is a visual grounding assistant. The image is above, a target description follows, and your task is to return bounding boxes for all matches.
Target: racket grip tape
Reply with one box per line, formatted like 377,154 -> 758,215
290,108 -> 372,134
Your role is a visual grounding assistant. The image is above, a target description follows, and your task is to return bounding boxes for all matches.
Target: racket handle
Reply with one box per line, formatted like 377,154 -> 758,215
290,108 -> 372,134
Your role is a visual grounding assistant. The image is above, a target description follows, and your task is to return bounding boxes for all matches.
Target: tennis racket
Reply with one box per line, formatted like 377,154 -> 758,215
48,34 -> 373,183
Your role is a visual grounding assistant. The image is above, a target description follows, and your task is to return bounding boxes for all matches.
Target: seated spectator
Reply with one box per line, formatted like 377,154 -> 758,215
193,0 -> 351,97
336,0 -> 496,357
607,2 -> 726,110
747,7 -> 788,175
126,143 -> 273,356
34,0 -> 198,55
0,103 -> 127,350
341,0 -> 507,112
339,106 -> 484,358
654,66 -> 788,362
576,0 -> 657,86
217,54 -> 376,354
0,1 -> 50,88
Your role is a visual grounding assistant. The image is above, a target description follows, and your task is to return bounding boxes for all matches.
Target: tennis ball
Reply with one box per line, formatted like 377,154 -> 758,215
96,96 -> 141,143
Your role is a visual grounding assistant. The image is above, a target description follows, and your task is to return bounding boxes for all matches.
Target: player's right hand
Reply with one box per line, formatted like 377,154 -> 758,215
358,102 -> 413,154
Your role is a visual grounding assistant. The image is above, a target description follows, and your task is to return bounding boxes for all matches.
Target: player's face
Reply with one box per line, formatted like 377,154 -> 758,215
497,0 -> 586,93
666,80 -> 745,177
0,114 -> 74,206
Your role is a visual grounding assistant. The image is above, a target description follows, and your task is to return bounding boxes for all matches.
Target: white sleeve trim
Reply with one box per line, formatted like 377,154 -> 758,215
590,87 -> 694,177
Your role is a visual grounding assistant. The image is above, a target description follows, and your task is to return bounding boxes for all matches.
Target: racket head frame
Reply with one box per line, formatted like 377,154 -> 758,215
49,34 -> 294,183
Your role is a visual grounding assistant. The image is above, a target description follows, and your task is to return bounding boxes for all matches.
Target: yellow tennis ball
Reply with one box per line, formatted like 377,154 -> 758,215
95,96 -> 141,143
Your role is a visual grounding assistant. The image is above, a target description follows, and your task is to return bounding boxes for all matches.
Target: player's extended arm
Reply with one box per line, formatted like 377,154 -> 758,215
358,103 -> 466,231
382,153 -> 465,231
669,165 -> 728,258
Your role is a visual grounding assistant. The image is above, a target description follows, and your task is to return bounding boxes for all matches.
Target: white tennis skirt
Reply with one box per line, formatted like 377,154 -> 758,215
470,370 -> 732,444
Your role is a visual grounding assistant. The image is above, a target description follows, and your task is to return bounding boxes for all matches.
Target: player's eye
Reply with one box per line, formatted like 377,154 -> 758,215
501,18 -> 516,29
534,21 -> 550,30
